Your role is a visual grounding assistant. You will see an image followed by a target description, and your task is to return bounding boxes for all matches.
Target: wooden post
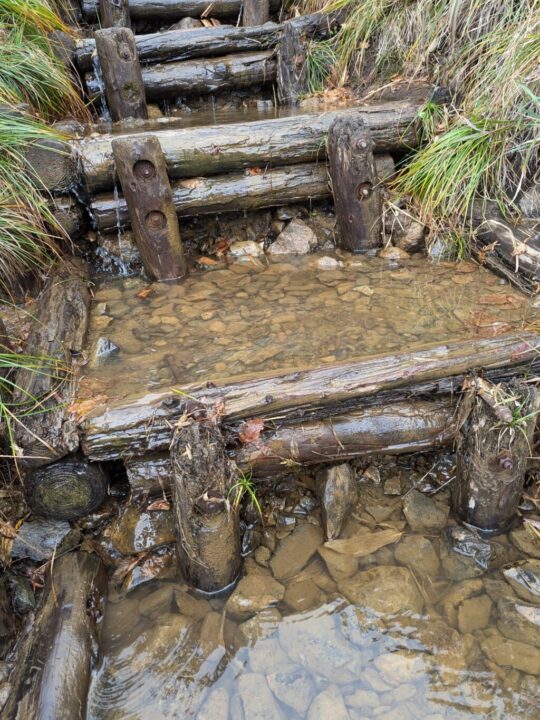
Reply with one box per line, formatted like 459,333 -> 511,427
171,416 -> 241,594
243,0 -> 269,26
328,116 -> 382,252
277,21 -> 308,104
112,136 -> 186,281
94,27 -> 147,122
99,0 -> 131,27
453,378 -> 540,535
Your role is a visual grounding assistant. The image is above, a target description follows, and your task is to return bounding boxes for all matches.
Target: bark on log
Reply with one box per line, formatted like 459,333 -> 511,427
24,138 -> 75,194
277,20 -> 308,104
80,333 -> 540,461
112,135 -> 186,280
329,117 -> 382,251
26,458 -> 108,521
171,419 -> 241,593
83,0 -> 281,22
473,217 -> 540,296
50,195 -> 87,240
243,0 -> 269,26
3,552 -> 105,720
99,0 -> 131,27
95,27 -> 148,122
86,50 -> 276,104
453,380 -> 540,535
51,101 -> 420,193
13,259 -> 90,468
126,398 -> 455,492
76,12 -> 336,72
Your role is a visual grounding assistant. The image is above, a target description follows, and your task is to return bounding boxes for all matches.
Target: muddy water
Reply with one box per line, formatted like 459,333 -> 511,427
87,461 -> 540,719
81,253 -> 534,403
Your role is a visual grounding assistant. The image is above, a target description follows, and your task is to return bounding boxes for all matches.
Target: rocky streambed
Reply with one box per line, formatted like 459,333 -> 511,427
80,453 -> 540,719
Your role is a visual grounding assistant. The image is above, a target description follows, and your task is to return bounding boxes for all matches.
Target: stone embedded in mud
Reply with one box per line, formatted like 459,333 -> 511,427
402,490 -> 449,533
503,560 -> 540,604
394,534 -> 441,577
197,687 -> 229,720
497,597 -> 540,648
11,518 -> 79,562
235,607 -> 282,648
308,685 -> 350,720
374,652 -> 425,686
269,523 -> 323,581
225,574 -> 285,620
338,566 -> 424,615
378,245 -> 411,260
480,628 -> 540,675
457,594 -> 492,633
316,463 -> 357,540
267,664 -> 315,715
268,219 -> 317,256
384,205 -> 426,253
254,545 -> 272,567
510,526 -> 540,559
318,545 -> 358,582
173,588 -> 211,619
238,672 -> 285,720
108,505 -> 176,555
138,583 -> 174,617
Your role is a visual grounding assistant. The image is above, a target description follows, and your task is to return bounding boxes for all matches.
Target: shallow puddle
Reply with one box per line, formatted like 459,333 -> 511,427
81,253 -> 534,404
87,460 -> 540,719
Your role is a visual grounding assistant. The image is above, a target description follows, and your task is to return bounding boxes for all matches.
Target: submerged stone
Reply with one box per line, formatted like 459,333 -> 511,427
497,597 -> 540,648
225,574 -> 285,620
480,628 -> 540,675
269,523 -> 323,581
197,687 -> 229,720
402,490 -> 449,533
510,526 -> 540,559
238,672 -> 285,720
316,463 -> 357,540
457,594 -> 492,634
503,560 -> 540,604
394,534 -> 441,577
267,664 -> 315,715
108,504 -> 176,555
338,566 -> 424,616
268,219 -> 317,256
308,685 -> 350,720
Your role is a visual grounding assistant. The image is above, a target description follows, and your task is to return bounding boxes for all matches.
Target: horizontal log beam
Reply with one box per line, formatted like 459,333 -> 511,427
80,332 -> 540,461
86,50 -> 277,103
79,101 -> 419,194
82,0 -> 281,22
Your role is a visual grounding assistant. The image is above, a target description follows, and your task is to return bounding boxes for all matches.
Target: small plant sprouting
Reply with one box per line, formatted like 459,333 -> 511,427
228,468 -> 263,520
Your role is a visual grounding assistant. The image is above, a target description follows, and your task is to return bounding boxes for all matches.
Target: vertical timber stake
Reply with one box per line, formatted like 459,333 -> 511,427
99,0 -> 130,27
243,0 -> 270,26
328,116 -> 382,252
112,136 -> 186,280
277,21 -> 308,104
171,415 -> 241,594
94,27 -> 147,122
453,378 -> 540,535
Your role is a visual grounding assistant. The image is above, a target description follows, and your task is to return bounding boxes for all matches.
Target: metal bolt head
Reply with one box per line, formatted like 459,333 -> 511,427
145,210 -> 167,230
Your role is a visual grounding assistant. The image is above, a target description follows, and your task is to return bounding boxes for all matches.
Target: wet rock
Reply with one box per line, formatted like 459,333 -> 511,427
238,673 -> 284,720
403,618 -> 470,684
254,545 -> 271,567
308,685 -> 350,720
283,578 -> 325,613
378,245 -> 411,260
173,588 -> 211,619
94,336 -> 119,359
138,583 -> 174,617
276,206 -> 302,221
338,566 -> 424,615
248,638 -> 289,674
267,665 -> 315,715
268,219 -> 317,256
316,463 -> 357,540
199,612 -> 225,657
226,574 -> 285,620
228,240 -> 264,258
108,505 -> 176,555
503,560 -> 540,604
6,574 -> 35,614
235,608 -> 282,647
383,474 -> 402,496
402,490 -> 448,533
122,546 -> 176,592
197,687 -> 229,720
480,628 -> 540,675
440,528 -> 490,581
318,545 -> 358,582
510,526 -> 540,559
314,255 -> 344,269
129,613 -> 198,674
440,579 -> 484,626
457,594 -> 492,633
269,523 -> 323,581
497,597 -> 540,647
394,534 -> 441,577
374,652 -> 425,686
345,688 -> 379,710
11,518 -> 79,562
170,16 -> 204,29
384,206 -> 425,253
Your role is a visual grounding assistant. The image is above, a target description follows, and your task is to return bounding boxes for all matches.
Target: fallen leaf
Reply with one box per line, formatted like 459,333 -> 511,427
214,239 -> 230,257
354,285 -> 374,296
452,274 -> 474,285
246,167 -> 263,176
180,178 -> 205,190
0,519 -> 17,539
147,499 -> 171,512
455,262 -> 478,274
239,417 -> 265,444
325,528 -> 402,557
136,286 -> 154,299
68,394 -> 108,421
197,257 -> 220,266
479,293 -> 521,307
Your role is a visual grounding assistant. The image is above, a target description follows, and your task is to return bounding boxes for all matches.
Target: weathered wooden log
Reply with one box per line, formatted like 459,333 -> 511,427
171,418 -> 241,593
83,0 -> 281,22
243,0 -> 269,26
75,12 -> 336,72
95,27 -> 147,122
453,379 -> 540,535
80,333 -> 540,461
26,458 -> 108,521
13,259 -> 90,468
0,317 -> 13,353
125,398 -> 455,491
24,137 -> 75,194
50,195 -> 87,240
473,217 -> 540,296
86,50 -> 276,104
329,117 -> 382,251
277,20 -> 308,104
99,0 -> 131,27
3,552 -> 105,720
112,136 -> 186,280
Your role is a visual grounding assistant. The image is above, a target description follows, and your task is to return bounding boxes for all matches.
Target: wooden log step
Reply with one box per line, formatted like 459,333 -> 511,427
3,552 -> 104,720
82,0 -> 281,22
85,50 -> 277,103
13,259 -> 91,468
75,13 -> 336,72
80,333 -> 540,461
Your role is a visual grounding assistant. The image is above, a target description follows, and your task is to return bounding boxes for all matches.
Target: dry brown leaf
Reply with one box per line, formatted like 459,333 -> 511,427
479,293 -> 521,307
180,178 -> 205,190
136,287 -> 154,300
197,257 -> 220,266
147,499 -> 171,512
452,274 -> 474,285
0,519 -> 17,539
325,528 -> 402,557
68,394 -> 108,422
246,167 -> 263,176
239,417 -> 265,444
